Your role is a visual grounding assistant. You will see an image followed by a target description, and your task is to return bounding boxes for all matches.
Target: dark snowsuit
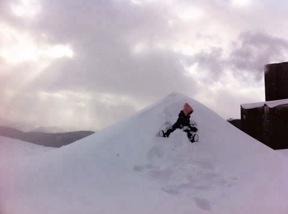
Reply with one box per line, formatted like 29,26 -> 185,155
163,110 -> 198,142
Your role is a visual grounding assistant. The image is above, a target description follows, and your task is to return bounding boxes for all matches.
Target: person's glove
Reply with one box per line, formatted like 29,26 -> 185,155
191,126 -> 198,132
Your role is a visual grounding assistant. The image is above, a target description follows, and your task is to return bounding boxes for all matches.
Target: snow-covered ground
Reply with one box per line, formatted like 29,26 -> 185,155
0,136 -> 53,166
278,149 -> 288,159
0,93 -> 287,214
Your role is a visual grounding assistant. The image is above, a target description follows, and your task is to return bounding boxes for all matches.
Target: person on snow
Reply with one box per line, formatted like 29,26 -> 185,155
161,102 -> 198,143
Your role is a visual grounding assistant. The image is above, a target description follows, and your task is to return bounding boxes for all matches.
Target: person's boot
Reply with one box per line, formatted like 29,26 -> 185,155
187,132 -> 193,143
189,133 -> 199,143
160,130 -> 167,137
162,129 -> 172,137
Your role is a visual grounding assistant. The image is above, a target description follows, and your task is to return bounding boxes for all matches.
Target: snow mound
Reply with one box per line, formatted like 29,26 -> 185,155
1,93 -> 288,214
0,136 -> 52,164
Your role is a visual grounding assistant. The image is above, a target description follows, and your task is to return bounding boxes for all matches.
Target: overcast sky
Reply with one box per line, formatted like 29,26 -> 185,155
0,0 -> 288,131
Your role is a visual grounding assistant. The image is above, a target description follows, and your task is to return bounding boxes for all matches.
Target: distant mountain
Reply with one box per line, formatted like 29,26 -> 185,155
0,126 -> 94,147
0,126 -> 24,138
29,126 -> 68,133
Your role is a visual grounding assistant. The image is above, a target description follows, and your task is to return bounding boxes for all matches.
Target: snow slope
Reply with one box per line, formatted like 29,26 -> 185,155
0,136 -> 53,170
279,149 -> 288,159
0,136 -> 53,212
1,93 -> 287,214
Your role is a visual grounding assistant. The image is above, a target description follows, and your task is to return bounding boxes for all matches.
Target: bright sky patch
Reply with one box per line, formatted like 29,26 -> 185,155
10,0 -> 42,18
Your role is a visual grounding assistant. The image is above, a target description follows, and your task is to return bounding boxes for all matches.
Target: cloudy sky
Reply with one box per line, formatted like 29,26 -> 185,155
0,0 -> 288,131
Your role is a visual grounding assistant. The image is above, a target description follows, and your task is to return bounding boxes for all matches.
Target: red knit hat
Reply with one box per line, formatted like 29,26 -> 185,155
183,102 -> 193,115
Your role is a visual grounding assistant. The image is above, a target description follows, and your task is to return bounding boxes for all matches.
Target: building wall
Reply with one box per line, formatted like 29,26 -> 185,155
265,62 -> 288,101
241,103 -> 288,149
241,105 -> 265,144
265,104 -> 288,149
240,62 -> 288,150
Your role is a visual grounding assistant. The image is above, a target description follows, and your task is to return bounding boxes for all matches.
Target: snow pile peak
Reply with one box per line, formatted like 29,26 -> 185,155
1,93 -> 288,214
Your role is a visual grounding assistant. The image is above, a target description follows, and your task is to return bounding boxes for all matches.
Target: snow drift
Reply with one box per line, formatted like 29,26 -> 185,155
0,93 -> 287,214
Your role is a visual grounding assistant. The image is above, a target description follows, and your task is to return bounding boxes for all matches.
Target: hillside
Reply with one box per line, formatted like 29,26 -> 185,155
0,126 -> 94,147
0,93 -> 287,214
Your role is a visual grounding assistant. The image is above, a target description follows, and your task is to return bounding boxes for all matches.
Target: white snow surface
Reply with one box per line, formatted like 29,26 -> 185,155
278,149 -> 288,159
0,93 -> 288,214
0,136 -> 52,168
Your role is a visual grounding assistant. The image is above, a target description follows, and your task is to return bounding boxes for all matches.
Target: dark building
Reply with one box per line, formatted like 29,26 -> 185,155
265,62 -> 288,101
241,104 -> 265,144
241,100 -> 288,149
239,62 -> 288,150
264,103 -> 288,149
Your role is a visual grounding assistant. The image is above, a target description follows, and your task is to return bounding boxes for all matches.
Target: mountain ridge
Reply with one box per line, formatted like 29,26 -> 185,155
0,126 -> 94,147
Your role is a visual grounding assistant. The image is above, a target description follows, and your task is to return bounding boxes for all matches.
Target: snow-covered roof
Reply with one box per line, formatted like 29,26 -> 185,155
241,98 -> 288,109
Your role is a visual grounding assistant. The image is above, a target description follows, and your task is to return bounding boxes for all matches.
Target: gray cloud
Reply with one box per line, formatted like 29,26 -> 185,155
0,0 -> 197,130
185,47 -> 225,82
27,0 -> 195,96
0,0 -> 288,130
185,32 -> 288,82
229,32 -> 288,80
